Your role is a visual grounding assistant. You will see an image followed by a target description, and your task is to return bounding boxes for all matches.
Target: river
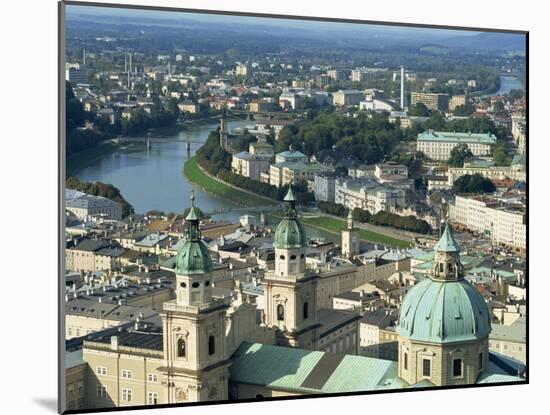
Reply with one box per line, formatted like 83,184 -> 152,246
75,119 -> 339,242
484,75 -> 523,97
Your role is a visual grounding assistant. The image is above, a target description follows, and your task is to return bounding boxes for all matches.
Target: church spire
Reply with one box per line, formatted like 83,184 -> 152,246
434,223 -> 460,253
185,190 -> 201,242
347,209 -> 354,230
432,222 -> 463,281
283,186 -> 297,216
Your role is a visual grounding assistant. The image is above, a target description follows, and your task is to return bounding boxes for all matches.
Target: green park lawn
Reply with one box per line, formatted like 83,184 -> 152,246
301,216 -> 412,249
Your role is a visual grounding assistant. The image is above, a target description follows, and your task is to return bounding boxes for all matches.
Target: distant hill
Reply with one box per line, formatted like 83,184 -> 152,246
439,31 -> 526,51
419,44 -> 450,55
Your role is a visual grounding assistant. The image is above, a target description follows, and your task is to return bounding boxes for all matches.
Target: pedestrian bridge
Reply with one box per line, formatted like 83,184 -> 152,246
205,205 -> 282,216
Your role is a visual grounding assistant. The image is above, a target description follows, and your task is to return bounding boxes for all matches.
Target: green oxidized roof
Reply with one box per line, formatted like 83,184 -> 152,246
284,186 -> 297,202
433,224 -> 460,252
274,187 -> 307,249
175,192 -> 213,275
230,342 -> 397,393
175,239 -> 213,275
185,205 -> 201,221
396,277 -> 491,343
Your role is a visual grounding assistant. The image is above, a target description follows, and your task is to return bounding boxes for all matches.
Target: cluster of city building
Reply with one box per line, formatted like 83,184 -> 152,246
65,42 -> 527,412
64,186 -> 526,410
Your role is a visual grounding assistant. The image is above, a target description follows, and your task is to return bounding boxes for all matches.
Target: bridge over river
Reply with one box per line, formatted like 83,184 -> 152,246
204,205 -> 282,217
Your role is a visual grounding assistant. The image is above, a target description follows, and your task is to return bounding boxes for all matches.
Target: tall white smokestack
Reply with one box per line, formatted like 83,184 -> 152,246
400,66 -> 405,109
129,53 -> 132,74
124,54 -> 127,73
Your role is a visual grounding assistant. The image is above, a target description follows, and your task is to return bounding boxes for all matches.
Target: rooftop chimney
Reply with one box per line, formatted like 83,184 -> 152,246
110,336 -> 119,351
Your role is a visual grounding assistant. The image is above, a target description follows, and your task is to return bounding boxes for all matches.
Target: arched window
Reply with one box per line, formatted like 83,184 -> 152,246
277,304 -> 284,321
303,302 -> 309,320
180,282 -> 187,288
290,254 -> 296,260
255,394 -> 264,399
208,335 -> 215,355
177,338 -> 186,358
279,254 -> 285,260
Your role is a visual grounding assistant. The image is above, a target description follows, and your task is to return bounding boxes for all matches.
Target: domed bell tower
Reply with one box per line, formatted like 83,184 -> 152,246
264,187 -> 319,349
274,187 -> 306,277
160,193 -> 230,404
175,199 -> 213,307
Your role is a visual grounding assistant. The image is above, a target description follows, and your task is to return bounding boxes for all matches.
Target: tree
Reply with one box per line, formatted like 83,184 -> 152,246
493,141 -> 511,166
66,177 -> 135,217
453,174 -> 496,194
453,103 -> 475,117
408,102 -> 431,117
448,144 -> 473,167
493,101 -> 505,113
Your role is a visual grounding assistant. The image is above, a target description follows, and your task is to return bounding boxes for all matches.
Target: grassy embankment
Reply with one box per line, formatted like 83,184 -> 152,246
183,157 -> 276,208
300,215 -> 412,249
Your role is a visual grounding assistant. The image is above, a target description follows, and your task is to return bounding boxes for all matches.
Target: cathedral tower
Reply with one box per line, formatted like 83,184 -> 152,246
264,187 -> 319,349
396,224 -> 491,386
341,209 -> 360,258
160,194 -> 230,403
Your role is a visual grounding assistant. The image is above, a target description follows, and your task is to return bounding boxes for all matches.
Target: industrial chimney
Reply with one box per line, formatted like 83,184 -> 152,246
400,66 -> 405,110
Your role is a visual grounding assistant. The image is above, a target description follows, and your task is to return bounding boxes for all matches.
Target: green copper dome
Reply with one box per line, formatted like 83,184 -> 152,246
175,239 -> 213,275
174,191 -> 213,275
273,186 -> 307,249
397,277 -> 491,344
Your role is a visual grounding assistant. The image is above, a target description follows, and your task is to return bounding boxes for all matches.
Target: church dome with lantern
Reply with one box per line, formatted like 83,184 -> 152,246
175,197 -> 213,275
396,224 -> 491,344
273,187 -> 307,249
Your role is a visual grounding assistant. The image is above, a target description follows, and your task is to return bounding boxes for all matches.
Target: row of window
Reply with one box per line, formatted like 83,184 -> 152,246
275,302 -> 309,321
176,336 -> 216,358
67,382 -> 84,399
490,342 -> 523,352
402,352 -> 484,378
180,280 -> 211,289
96,367 -> 159,382
323,333 -> 357,354
279,254 -> 305,260
96,385 -> 159,404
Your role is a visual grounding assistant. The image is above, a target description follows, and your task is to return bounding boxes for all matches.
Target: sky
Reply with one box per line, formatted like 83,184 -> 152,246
66,4 -> 486,38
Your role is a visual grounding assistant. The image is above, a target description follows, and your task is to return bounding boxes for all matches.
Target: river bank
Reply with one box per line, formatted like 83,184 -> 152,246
185,156 -> 412,248
183,157 -> 277,208
67,141 -> 120,177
